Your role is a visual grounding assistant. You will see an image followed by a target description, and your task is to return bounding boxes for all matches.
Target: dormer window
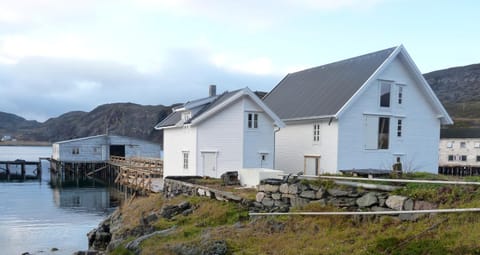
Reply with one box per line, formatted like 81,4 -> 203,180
182,111 -> 192,122
380,82 -> 391,108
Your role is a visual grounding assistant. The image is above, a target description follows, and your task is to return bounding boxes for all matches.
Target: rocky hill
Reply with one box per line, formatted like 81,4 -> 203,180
0,103 -> 174,144
425,63 -> 480,128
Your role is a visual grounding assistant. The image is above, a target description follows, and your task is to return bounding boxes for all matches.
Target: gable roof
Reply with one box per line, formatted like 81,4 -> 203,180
263,45 -> 453,125
154,87 -> 285,130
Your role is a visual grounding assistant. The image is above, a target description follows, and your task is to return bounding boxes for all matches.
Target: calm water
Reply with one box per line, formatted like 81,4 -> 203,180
0,146 -> 115,255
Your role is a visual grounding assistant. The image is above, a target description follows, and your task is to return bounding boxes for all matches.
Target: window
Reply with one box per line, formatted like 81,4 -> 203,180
447,142 -> 453,148
378,117 -> 390,149
477,156 -> 480,162
313,123 -> 320,142
397,119 -> 402,137
398,86 -> 403,104
183,151 -> 189,169
475,142 -> 480,148
448,155 -> 455,161
182,111 -> 192,122
247,113 -> 258,129
72,148 -> 80,155
460,142 -> 466,148
461,155 -> 467,161
380,82 -> 391,107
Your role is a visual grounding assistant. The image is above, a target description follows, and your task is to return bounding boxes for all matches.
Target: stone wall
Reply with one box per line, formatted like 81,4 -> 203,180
163,177 -> 244,203
163,176 -> 438,221
252,178 -> 437,221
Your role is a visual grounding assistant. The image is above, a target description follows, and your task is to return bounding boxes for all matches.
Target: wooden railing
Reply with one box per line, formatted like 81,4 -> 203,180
109,156 -> 163,193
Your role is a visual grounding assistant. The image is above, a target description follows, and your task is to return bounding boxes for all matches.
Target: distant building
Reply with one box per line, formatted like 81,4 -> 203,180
52,134 -> 161,163
1,135 -> 13,142
439,128 -> 480,168
263,45 -> 453,174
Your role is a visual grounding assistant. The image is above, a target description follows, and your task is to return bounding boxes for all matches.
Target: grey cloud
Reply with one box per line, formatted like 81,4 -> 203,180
0,48 -> 281,121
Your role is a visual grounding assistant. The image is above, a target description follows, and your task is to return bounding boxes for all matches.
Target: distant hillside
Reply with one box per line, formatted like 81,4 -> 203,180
0,103 -> 174,145
425,63 -> 480,129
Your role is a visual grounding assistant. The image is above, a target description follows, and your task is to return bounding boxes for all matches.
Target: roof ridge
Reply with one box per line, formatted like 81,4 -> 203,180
290,46 -> 398,75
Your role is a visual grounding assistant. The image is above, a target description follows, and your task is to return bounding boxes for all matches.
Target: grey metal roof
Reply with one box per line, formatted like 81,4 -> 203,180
263,47 -> 397,120
155,90 -> 240,128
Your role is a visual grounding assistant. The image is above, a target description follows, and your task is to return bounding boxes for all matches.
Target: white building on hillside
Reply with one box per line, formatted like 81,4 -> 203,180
154,86 -> 284,178
263,45 -> 453,174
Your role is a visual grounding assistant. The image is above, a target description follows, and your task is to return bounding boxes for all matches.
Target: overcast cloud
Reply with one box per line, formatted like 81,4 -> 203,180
1,0 -> 479,121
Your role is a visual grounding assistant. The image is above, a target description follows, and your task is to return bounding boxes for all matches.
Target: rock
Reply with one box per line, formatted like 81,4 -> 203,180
182,208 -> 194,216
279,183 -> 289,194
370,206 -> 394,212
73,251 -> 103,255
144,212 -> 159,224
290,197 -> 309,208
257,185 -> 266,192
315,189 -> 325,199
197,188 -> 205,196
256,192 -> 265,202
288,184 -> 299,194
399,213 -> 418,222
356,192 -> 378,207
126,227 -> 177,253
385,195 -> 408,210
264,184 -> 280,193
329,197 -> 356,207
300,190 -> 316,199
262,197 -> 275,207
203,240 -> 228,255
309,183 -> 320,191
327,189 -> 350,197
298,183 -> 309,192
403,198 -> 414,210
271,193 -> 282,200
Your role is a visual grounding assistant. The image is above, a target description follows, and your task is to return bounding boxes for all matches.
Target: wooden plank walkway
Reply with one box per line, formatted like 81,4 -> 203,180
109,156 -> 163,193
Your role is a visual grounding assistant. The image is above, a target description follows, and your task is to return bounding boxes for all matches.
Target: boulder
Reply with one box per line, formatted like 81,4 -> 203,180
262,198 -> 275,207
264,184 -> 280,193
271,193 -> 282,200
279,183 -> 289,194
290,197 -> 310,208
403,198 -> 414,210
315,189 -> 325,199
356,192 -> 378,208
328,197 -> 356,207
327,189 -> 350,197
300,190 -> 316,199
255,192 -> 265,203
288,184 -> 299,194
385,195 -> 408,210
414,200 -> 438,210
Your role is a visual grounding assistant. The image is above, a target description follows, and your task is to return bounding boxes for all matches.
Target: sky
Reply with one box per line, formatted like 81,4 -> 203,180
0,0 -> 479,121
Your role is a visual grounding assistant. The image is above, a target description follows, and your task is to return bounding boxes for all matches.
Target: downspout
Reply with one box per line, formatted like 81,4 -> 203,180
273,126 -> 281,169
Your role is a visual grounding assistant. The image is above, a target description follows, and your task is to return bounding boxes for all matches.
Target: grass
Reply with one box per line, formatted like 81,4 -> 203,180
109,174 -> 480,255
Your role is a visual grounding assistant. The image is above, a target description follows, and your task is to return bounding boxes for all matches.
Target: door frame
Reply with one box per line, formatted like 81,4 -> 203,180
304,155 -> 321,176
201,151 -> 218,177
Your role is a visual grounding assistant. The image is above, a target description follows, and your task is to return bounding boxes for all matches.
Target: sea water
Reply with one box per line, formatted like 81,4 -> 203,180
0,146 -> 115,255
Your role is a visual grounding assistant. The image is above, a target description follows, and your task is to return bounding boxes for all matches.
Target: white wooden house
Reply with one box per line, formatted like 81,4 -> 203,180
52,134 -> 161,163
263,45 -> 453,174
154,87 -> 284,178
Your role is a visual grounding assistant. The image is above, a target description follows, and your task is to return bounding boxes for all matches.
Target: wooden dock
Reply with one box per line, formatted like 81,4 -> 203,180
0,159 -> 42,180
109,156 -> 163,194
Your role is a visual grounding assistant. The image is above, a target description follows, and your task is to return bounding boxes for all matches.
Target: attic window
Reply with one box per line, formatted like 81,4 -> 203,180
182,111 -> 192,122
380,82 -> 391,108
248,113 -> 258,129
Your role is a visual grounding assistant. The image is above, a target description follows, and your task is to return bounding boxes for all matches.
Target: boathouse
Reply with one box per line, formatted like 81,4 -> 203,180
52,134 -> 161,163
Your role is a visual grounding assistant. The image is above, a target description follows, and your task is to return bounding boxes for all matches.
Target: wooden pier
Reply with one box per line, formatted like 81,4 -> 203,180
109,156 -> 163,194
0,159 -> 42,180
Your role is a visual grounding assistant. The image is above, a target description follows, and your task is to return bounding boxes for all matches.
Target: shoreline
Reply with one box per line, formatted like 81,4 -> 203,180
0,141 -> 51,147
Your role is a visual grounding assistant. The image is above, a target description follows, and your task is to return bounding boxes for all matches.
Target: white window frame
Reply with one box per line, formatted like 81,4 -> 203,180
182,151 -> 189,169
461,155 -> 467,161
474,142 -> 480,148
182,111 -> 192,122
379,81 -> 392,108
313,123 -> 320,143
448,155 -> 454,161
397,84 -> 405,105
247,112 -> 259,129
460,142 -> 466,148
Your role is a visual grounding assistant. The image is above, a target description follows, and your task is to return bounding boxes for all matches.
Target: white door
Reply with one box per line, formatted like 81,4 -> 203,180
304,156 -> 320,176
202,152 -> 217,177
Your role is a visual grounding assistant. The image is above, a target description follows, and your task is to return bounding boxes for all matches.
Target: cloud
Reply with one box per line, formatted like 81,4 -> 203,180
0,48 -> 281,121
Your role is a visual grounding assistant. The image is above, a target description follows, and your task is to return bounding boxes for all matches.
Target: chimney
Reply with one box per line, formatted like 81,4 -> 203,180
209,84 -> 216,97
